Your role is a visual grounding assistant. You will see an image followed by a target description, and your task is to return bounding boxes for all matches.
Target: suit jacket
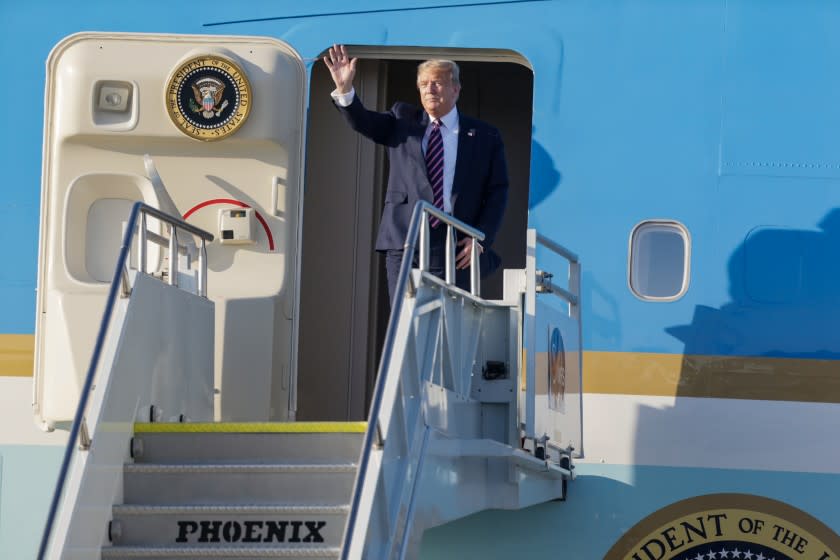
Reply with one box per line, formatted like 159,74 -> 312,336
336,95 -> 509,275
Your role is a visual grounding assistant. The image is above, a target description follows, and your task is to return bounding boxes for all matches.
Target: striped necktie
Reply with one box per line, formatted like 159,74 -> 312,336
425,119 -> 444,227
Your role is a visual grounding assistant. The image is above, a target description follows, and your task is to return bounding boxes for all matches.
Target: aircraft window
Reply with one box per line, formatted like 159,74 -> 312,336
629,221 -> 690,301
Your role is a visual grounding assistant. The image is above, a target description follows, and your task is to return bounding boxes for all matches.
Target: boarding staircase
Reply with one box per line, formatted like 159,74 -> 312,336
103,424 -> 363,558
38,201 -> 582,559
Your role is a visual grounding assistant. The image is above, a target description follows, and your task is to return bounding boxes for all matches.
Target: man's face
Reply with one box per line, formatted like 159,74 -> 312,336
417,68 -> 460,119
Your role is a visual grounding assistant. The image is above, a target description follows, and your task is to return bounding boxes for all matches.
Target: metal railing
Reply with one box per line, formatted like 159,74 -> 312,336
415,203 -> 485,297
533,230 -> 580,312
38,202 -> 213,559
341,201 -> 485,559
535,232 -> 579,306
523,228 -> 582,445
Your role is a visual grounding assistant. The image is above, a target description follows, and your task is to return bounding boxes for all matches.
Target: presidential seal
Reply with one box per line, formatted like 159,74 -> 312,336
165,55 -> 251,141
605,494 -> 840,560
548,325 -> 566,412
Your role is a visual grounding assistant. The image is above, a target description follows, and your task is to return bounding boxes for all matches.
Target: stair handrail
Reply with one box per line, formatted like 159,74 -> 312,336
37,202 -> 213,560
341,201 -> 485,559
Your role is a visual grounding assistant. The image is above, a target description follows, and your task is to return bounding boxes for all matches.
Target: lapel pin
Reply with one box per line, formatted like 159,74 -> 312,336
467,129 -> 475,137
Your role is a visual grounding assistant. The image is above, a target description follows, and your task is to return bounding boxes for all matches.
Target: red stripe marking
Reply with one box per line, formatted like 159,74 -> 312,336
182,198 -> 275,252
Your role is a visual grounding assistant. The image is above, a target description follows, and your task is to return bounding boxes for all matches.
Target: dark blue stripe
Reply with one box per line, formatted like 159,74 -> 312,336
205,0 -> 553,27
426,150 -> 444,169
427,160 -> 443,175
426,141 -> 443,161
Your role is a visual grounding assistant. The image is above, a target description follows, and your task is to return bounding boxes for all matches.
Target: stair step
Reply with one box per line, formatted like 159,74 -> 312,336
104,424 -> 362,556
132,427 -> 365,465
111,504 -> 349,547
100,545 -> 341,558
123,464 -> 358,505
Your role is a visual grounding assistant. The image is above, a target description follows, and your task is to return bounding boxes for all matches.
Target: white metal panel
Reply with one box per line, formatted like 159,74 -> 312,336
533,297 -> 582,455
580,393 -> 840,474
35,33 -> 307,426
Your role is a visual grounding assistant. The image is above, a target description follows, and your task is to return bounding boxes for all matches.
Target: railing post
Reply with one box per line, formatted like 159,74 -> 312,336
445,225 -> 455,284
169,227 -> 178,287
120,263 -> 131,298
419,217 -> 430,273
470,241 -> 480,296
139,212 -> 147,274
571,260 -> 582,445
199,238 -> 208,298
524,229 -> 537,439
78,418 -> 91,451
570,261 -> 581,319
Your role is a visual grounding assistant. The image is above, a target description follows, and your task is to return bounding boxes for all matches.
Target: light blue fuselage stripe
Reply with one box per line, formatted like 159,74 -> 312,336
420,463 -> 840,558
0,445 -> 65,559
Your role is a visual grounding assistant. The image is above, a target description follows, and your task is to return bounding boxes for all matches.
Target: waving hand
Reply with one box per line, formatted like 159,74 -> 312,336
324,44 -> 358,94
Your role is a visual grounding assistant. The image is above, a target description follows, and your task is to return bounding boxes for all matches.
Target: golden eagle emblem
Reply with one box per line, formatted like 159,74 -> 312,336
190,77 -> 228,119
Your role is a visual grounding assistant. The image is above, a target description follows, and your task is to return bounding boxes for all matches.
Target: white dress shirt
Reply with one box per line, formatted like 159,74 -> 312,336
331,87 -> 459,213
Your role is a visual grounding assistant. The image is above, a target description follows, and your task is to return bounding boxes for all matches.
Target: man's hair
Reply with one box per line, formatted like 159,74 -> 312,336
417,59 -> 461,87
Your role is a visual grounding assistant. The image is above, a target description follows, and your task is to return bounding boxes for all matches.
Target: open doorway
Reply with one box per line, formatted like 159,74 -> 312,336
297,49 -> 533,421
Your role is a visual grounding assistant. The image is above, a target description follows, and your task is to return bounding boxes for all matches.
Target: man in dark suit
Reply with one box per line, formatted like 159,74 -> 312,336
324,45 -> 509,303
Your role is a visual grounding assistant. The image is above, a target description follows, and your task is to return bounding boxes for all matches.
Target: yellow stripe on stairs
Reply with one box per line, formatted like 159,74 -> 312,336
133,422 -> 368,433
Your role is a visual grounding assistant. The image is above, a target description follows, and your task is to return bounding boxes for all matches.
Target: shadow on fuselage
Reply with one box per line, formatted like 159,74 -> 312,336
669,208 -> 840,363
631,209 -> 840,474
527,129 -> 563,210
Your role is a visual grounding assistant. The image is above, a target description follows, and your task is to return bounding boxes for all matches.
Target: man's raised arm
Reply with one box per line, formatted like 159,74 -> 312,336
324,44 -> 357,98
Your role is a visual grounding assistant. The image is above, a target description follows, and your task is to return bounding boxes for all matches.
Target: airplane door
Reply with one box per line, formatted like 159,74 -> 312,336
34,33 -> 306,428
